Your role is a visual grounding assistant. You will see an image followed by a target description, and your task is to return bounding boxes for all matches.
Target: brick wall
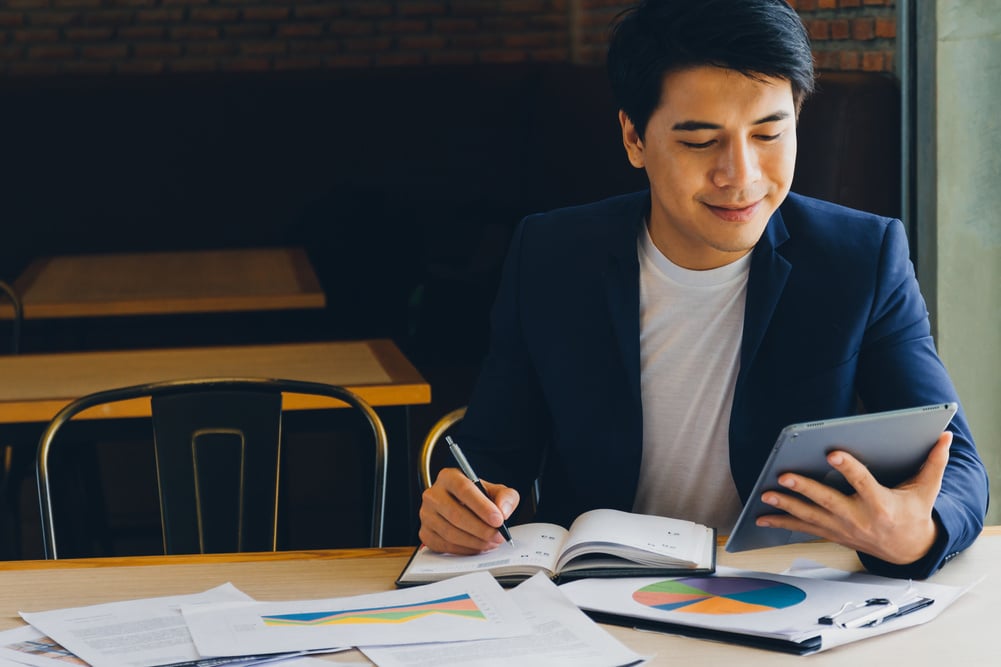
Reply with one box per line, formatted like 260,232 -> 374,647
0,0 -> 895,77
791,0 -> 897,72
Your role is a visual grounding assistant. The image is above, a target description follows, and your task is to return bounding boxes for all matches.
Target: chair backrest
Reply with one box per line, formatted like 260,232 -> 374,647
36,377 -> 388,559
0,280 -> 22,354
419,406 -> 541,513
419,406 -> 467,491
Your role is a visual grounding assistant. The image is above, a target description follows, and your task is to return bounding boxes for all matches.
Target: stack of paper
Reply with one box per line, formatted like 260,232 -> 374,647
3,572 -> 645,667
2,558 -> 976,665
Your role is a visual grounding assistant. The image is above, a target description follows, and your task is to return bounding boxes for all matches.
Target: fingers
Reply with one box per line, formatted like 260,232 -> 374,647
820,430 -> 951,506
418,468 -> 520,555
771,472 -> 843,513
755,458 -> 878,547
755,510 -> 833,542
825,449 -> 877,501
418,504 -> 502,555
757,481 -> 838,534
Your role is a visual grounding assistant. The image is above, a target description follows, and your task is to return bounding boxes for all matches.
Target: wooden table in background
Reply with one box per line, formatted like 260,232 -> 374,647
0,246 -> 325,320
1,528 -> 996,665
0,339 -> 427,424
0,339 -> 430,548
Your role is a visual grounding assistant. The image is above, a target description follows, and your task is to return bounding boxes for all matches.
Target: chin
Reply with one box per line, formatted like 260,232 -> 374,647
711,229 -> 768,255
707,212 -> 767,237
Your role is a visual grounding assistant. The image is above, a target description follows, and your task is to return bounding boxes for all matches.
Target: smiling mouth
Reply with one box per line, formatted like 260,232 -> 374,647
704,200 -> 762,222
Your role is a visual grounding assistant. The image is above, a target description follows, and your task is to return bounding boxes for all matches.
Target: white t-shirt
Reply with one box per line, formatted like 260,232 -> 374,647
631,223 -> 749,533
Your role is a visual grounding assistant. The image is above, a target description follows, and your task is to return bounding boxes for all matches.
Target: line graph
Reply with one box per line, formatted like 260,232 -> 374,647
261,593 -> 486,626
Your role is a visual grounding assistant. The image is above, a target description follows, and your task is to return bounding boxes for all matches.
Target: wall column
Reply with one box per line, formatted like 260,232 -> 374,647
917,0 -> 1001,523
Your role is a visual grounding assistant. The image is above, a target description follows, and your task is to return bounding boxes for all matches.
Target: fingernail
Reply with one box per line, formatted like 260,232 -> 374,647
829,452 -> 843,465
757,519 -> 771,527
779,476 -> 795,488
762,494 -> 778,506
500,501 -> 514,516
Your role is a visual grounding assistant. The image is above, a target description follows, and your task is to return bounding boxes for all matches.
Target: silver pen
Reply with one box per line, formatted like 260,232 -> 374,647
446,436 -> 514,545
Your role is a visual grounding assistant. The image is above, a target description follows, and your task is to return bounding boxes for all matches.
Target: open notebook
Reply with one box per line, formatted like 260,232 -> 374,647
397,508 -> 716,586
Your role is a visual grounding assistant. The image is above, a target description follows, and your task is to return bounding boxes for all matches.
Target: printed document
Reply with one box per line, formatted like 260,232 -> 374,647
0,623 -> 311,667
181,572 -> 531,657
18,582 -> 286,667
361,573 -> 647,667
560,564 -> 973,654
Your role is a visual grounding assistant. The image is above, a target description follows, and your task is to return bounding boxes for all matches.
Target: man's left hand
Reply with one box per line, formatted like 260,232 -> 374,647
755,431 -> 952,565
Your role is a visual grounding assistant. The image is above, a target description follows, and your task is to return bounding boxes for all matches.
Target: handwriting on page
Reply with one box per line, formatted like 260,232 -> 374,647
531,533 -> 557,558
644,530 -> 682,550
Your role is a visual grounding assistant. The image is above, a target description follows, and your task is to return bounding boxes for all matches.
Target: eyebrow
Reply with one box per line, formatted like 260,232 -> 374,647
671,111 -> 792,132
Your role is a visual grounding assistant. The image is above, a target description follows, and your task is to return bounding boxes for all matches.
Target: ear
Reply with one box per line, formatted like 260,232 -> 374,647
619,110 -> 646,169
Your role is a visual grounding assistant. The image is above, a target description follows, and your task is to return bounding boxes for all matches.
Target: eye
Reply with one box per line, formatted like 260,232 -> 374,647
755,132 -> 783,142
680,140 -> 716,149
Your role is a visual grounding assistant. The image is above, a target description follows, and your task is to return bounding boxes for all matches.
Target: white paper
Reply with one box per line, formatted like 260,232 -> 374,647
560,565 -> 972,653
0,624 -> 307,667
360,573 -> 647,667
181,572 -> 531,657
0,659 -> 31,667
0,625 -> 84,667
557,509 -> 710,570
19,582 -> 260,667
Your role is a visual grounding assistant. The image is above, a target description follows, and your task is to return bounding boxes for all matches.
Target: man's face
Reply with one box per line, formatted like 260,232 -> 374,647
620,65 -> 797,270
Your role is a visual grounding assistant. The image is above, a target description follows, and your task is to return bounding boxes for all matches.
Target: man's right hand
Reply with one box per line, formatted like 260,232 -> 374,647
418,468 -> 520,554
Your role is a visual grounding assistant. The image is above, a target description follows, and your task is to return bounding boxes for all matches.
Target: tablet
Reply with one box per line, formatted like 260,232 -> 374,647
725,402 -> 958,553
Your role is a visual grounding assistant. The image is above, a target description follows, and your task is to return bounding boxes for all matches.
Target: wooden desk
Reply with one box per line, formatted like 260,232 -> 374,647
1,528 -> 997,665
0,247 -> 325,320
0,339 -> 429,424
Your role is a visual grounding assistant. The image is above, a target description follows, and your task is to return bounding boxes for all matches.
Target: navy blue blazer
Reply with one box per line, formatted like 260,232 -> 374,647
458,190 -> 988,579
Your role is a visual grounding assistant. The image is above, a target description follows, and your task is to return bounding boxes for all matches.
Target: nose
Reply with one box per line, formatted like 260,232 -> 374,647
711,137 -> 761,189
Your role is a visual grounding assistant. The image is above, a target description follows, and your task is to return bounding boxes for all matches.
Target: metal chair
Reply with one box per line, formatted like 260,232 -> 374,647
419,406 -> 467,491
419,406 -> 541,512
37,377 -> 388,559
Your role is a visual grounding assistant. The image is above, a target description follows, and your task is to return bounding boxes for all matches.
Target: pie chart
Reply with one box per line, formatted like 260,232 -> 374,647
633,577 -> 806,615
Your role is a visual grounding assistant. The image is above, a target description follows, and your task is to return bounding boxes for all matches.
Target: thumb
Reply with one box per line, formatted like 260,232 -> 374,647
911,431 -> 952,497
481,481 -> 521,520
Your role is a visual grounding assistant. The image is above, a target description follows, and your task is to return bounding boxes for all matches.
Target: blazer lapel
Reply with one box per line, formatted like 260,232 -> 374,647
737,208 -> 791,394
604,198 -> 646,407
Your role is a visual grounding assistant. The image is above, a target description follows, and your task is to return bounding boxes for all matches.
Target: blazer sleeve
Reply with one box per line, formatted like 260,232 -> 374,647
454,217 -> 551,496
854,218 -> 989,579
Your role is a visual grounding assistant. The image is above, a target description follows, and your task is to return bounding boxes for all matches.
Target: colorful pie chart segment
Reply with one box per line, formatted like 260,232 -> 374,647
633,577 -> 806,615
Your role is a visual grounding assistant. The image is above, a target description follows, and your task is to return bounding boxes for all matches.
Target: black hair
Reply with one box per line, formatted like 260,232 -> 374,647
607,0 -> 815,138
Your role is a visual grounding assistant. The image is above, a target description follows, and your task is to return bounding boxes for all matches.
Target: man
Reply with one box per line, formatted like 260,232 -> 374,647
419,0 -> 988,579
